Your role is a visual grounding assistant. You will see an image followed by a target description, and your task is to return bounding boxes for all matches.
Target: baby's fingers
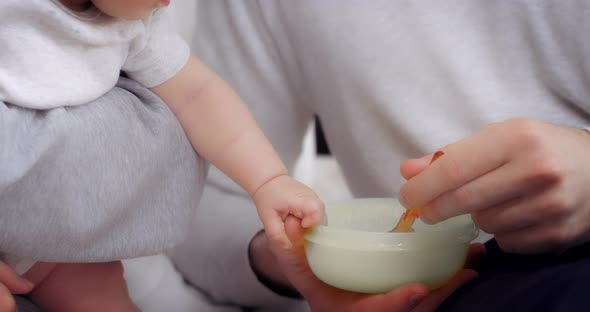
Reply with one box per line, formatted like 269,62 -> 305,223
294,198 -> 325,228
260,210 -> 291,250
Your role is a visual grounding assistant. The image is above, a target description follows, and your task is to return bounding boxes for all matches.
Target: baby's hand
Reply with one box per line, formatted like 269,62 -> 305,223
252,175 -> 325,248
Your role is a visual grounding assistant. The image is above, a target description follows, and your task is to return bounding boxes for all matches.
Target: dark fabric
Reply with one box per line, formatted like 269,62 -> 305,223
14,296 -> 44,312
438,239 -> 590,312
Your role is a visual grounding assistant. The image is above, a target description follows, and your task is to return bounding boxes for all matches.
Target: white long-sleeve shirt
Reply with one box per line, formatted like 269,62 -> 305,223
161,1 -> 590,310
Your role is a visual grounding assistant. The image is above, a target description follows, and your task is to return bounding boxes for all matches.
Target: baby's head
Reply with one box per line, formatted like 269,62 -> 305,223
92,0 -> 169,19
61,0 -> 169,20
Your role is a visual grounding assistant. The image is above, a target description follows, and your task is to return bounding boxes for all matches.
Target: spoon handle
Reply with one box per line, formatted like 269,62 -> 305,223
391,151 -> 445,232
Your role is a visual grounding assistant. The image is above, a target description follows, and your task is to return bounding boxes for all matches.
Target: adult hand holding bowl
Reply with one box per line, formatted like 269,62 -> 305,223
304,198 -> 478,294
272,214 -> 483,312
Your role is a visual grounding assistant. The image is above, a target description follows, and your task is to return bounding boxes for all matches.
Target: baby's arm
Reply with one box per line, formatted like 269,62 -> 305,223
151,55 -> 286,199
151,56 -> 324,246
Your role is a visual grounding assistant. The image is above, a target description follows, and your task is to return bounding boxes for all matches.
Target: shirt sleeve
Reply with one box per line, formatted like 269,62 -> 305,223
123,8 -> 190,88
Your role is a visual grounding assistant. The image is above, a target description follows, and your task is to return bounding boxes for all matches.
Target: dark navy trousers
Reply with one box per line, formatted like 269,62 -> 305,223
438,239 -> 590,312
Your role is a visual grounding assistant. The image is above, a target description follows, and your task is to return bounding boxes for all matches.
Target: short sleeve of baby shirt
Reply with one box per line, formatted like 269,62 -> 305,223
123,8 -> 190,88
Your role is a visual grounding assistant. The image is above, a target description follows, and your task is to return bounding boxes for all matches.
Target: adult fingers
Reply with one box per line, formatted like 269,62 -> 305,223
473,187 -> 573,235
279,216 -> 323,298
421,157 -> 558,223
399,126 -> 509,210
0,283 -> 16,312
260,209 -> 291,249
400,154 -> 433,180
0,261 -> 33,295
365,284 -> 430,312
284,215 -> 306,247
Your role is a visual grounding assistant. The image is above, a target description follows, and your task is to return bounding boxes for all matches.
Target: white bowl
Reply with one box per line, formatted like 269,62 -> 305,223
304,198 -> 478,294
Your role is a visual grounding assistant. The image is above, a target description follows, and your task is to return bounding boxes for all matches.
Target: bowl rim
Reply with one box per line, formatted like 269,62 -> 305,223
304,198 -> 479,251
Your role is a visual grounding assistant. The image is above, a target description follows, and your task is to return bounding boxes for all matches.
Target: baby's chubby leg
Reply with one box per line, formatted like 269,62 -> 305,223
23,261 -> 139,312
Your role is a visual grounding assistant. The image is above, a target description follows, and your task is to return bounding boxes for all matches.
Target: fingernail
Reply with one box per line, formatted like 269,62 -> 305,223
398,192 -> 410,208
282,237 -> 293,249
24,278 -> 35,289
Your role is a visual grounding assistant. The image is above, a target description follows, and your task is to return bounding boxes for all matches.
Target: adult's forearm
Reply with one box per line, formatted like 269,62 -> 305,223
0,78 -> 206,262
248,231 -> 302,298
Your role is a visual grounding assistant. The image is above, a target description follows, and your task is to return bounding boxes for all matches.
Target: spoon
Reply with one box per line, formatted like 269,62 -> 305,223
391,151 -> 445,232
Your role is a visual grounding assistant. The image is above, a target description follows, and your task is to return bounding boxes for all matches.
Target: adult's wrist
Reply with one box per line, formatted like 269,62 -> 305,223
248,231 -> 302,299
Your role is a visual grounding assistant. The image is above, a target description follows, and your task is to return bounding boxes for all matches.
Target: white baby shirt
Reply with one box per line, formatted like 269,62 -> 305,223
0,0 -> 190,109
0,0 -> 190,273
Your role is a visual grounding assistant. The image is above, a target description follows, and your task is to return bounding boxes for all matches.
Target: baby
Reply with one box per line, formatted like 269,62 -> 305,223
0,0 -> 324,311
